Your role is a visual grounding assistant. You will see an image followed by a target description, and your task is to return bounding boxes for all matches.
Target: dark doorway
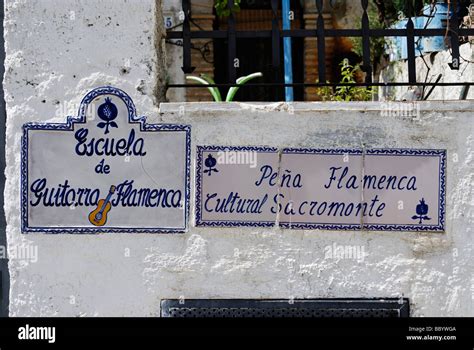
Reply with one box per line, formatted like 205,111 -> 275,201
213,0 -> 304,101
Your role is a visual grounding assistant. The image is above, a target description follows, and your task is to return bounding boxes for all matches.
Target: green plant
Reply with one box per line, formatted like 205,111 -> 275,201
375,0 -> 433,25
315,61 -> 374,102
186,72 -> 263,102
392,0 -> 433,18
214,0 -> 241,17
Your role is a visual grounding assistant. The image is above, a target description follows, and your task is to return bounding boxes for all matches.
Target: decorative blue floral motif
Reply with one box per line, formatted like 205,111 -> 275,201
412,198 -> 431,224
203,154 -> 219,176
97,97 -> 118,134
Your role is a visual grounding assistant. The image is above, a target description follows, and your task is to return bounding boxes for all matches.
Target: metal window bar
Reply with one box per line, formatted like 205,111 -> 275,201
227,0 -> 236,82
167,0 -> 474,90
361,0 -> 372,83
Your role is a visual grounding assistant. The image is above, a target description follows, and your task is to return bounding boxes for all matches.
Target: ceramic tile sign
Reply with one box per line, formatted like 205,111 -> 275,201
279,148 -> 446,231
21,86 -> 190,233
196,147 -> 446,232
196,146 -> 280,227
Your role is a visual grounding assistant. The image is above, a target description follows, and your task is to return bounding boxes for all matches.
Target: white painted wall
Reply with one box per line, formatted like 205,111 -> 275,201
4,0 -> 474,317
3,0 -> 162,316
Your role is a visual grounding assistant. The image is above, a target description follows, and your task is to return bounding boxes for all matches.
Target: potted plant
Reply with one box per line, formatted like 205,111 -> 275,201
186,72 -> 263,102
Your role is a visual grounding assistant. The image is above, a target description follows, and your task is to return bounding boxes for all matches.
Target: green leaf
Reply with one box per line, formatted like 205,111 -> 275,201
226,72 -> 263,102
215,0 -> 241,18
199,74 -> 223,102
186,75 -> 222,102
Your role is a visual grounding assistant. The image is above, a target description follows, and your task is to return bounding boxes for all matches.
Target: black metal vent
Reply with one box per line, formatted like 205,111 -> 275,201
161,299 -> 409,318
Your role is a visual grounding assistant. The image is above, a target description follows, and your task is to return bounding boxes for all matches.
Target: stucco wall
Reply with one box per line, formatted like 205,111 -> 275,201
3,0 -> 163,316
380,42 -> 474,101
3,0 -> 474,317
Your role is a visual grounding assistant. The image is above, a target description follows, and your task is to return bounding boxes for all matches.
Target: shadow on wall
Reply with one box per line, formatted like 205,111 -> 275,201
0,3 -> 10,317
